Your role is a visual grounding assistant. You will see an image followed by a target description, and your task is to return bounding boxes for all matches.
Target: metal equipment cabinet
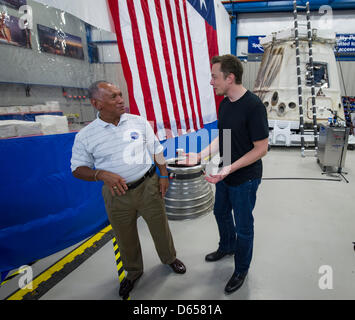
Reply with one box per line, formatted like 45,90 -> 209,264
317,124 -> 350,173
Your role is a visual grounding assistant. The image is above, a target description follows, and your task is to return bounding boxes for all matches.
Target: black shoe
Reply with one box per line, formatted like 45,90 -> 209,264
224,271 -> 248,294
169,258 -> 186,274
205,250 -> 233,262
119,274 -> 142,298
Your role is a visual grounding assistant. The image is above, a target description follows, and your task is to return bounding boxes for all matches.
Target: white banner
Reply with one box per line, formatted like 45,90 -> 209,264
33,0 -> 114,32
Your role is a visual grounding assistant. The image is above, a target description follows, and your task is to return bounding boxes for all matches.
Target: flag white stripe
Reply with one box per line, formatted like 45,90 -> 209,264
147,0 -> 179,138
179,0 -> 201,129
186,1 -> 217,124
160,0 -> 188,134
134,0 -> 165,140
169,0 -> 194,132
119,0 -> 147,119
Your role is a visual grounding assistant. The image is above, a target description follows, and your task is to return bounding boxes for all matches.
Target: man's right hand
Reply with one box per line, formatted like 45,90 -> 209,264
177,152 -> 201,166
97,170 -> 128,196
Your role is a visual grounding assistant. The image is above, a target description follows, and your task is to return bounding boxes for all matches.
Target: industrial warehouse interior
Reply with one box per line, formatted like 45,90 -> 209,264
3,148 -> 355,301
1,148 -> 354,300
1,0 -> 355,305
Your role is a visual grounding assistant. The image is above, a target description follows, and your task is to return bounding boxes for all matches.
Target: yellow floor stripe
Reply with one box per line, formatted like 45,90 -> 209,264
6,225 -> 112,300
1,266 -> 26,286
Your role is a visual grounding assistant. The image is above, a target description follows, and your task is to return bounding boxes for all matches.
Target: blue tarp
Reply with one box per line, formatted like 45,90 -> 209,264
0,112 -> 63,122
0,132 -> 109,275
0,121 -> 218,277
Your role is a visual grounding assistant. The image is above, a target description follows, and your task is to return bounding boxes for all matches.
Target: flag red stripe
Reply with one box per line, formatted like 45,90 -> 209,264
107,0 -> 140,116
154,0 -> 183,134
140,1 -> 172,138
126,0 -> 157,132
165,0 -> 191,132
174,0 -> 198,132
183,0 -> 204,129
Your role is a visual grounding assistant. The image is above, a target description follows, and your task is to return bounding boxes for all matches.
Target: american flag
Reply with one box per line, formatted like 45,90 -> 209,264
107,0 -> 222,140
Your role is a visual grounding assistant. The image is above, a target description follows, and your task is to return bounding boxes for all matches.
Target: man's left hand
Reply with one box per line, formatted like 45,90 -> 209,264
159,177 -> 169,198
205,165 -> 232,184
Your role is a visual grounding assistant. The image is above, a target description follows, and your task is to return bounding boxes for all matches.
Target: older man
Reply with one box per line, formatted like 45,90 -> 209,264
71,81 -> 186,299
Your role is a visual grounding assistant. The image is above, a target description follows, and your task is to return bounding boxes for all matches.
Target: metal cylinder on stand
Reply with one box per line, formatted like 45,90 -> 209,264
164,158 -> 214,221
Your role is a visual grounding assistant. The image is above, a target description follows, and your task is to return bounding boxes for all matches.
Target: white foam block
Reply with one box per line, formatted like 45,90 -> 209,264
0,107 -> 8,115
6,106 -> 20,114
16,121 -> 42,136
0,120 -> 17,138
18,106 -> 31,113
30,105 -> 46,112
0,120 -> 42,138
35,115 -> 69,135
45,101 -> 62,112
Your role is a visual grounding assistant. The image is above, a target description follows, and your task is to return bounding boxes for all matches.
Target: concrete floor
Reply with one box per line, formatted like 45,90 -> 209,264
2,147 -> 355,300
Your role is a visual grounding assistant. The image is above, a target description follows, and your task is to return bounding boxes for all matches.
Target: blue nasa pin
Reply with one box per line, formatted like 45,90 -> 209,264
130,131 -> 140,140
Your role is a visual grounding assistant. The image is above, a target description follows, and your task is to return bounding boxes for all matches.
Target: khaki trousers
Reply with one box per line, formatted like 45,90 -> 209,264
102,173 -> 176,281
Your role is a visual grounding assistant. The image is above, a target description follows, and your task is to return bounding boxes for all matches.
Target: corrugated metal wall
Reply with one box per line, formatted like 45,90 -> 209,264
243,61 -> 261,92
244,61 -> 355,96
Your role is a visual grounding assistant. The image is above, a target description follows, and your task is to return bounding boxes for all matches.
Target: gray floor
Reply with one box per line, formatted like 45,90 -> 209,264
2,147 -> 355,300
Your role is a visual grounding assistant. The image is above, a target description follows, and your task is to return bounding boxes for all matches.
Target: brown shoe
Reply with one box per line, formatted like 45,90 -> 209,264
169,258 -> 186,274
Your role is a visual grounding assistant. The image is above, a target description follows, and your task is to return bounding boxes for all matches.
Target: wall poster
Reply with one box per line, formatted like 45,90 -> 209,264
37,24 -> 85,60
0,12 -> 31,48
0,0 -> 26,9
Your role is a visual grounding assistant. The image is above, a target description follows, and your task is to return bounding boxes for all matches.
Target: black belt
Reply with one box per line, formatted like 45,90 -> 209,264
126,165 -> 156,190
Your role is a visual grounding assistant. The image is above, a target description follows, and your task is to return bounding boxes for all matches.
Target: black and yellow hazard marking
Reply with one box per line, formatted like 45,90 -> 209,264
112,237 -> 125,283
5,225 -> 114,300
112,237 -> 130,300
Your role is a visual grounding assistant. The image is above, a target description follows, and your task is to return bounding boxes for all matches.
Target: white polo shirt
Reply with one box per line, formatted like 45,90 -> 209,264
71,113 -> 164,183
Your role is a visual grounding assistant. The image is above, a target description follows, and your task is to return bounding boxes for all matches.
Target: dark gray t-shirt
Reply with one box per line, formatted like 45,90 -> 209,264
218,90 -> 269,186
